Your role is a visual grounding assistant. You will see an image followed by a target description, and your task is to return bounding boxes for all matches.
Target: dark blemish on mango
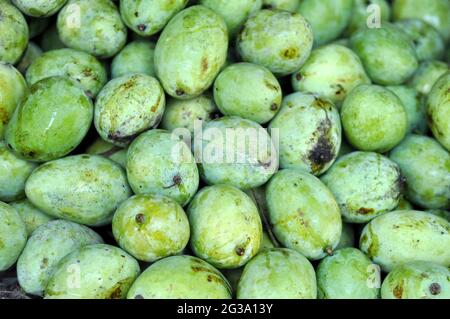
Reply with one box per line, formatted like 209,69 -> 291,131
235,247 -> 245,256
358,207 -> 375,215
295,73 -> 303,81
164,174 -> 182,189
324,246 -> 333,256
281,47 -> 298,59
201,57 -> 208,73
137,24 -> 147,32
309,135 -> 334,174
429,283 -> 441,295
258,159 -> 272,169
264,80 -> 279,92
108,286 -> 122,299
135,213 -> 145,224
134,294 -> 144,299
40,257 -> 48,269
175,89 -> 185,96
393,281 -> 404,299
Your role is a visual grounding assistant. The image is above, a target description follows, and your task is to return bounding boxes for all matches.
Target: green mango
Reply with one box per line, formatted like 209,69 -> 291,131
126,130 -> 199,206
86,137 -> 127,168
381,261 -> 450,299
45,244 -> 140,299
57,0 -> 127,58
111,41 -> 156,78
360,210 -> 450,272
389,135 -> 450,209
120,0 -> 188,36
26,48 -> 107,98
25,154 -> 132,226
10,199 -> 54,236
127,255 -> 232,299
12,0 -> 68,17
427,71 -> 450,152
409,61 -> 448,96
268,93 -> 341,175
266,169 -> 342,260
0,201 -> 27,271
188,185 -> 262,269
154,5 -> 228,99
0,1 -> 29,64
317,248 -> 380,299
344,0 -> 391,37
237,9 -> 313,76
17,220 -> 103,296
237,248 -> 317,299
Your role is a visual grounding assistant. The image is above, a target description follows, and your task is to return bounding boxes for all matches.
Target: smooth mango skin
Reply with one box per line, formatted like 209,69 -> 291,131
395,19 -> 445,62
381,261 -> 450,299
12,0 -> 67,17
317,248 -> 380,299
0,62 -> 28,140
120,0 -> 188,36
25,155 -> 132,226
10,199 -> 54,236
335,223 -> 355,250
111,41 -> 156,78
26,48 -> 107,98
410,61 -> 448,96
195,117 -> 278,190
0,141 -> 37,202
0,202 -> 27,271
0,1 -> 28,64
160,94 -> 218,134
188,185 -> 262,269
154,5 -> 228,99
291,44 -> 371,107
350,23 -> 418,86
126,130 -> 199,207
127,255 -> 232,299
237,9 -> 313,76
360,210 -> 450,272
57,0 -> 127,58
45,244 -> 140,299
389,135 -> 450,209
268,93 -> 341,176
237,248 -> 317,299
392,0 -> 450,42
199,0 -> 262,37
86,137 -> 127,168
427,72 -> 450,152
297,0 -> 353,46
94,74 -> 166,147
344,0 -> 391,37
386,86 -> 427,134
341,84 -> 407,153
112,194 -> 190,262
214,63 -> 281,124
262,0 -> 299,12
266,169 -> 342,260
5,76 -> 93,162
17,220 -> 103,296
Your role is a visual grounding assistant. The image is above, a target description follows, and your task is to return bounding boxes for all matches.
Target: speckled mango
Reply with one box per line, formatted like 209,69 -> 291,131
213,63 -> 281,124
427,72 -> 450,152
12,0 -> 68,17
199,0 -> 262,36
341,84 -> 407,153
111,41 -> 156,78
350,23 -> 418,85
237,248 -> 317,299
10,199 -> 54,236
266,169 -> 342,260
0,141 -> 37,202
291,44 -> 370,107
26,48 -> 107,98
57,0 -> 127,58
0,62 -> 28,140
188,185 -> 262,269
194,116 -> 278,189
0,202 -> 27,271
237,9 -> 313,76
409,61 -> 448,96
381,261 -> 450,299
160,94 -> 218,134
120,0 -> 188,36
317,248 -> 380,299
45,244 -> 140,299
268,93 -> 341,175
94,74 -> 166,147
25,154 -> 132,226
127,255 -> 231,299
0,1 -> 28,64
359,210 -> 450,272
389,135 -> 450,209
126,130 -> 199,207
297,0 -> 353,46
112,194 -> 190,262
262,0 -> 299,12
86,137 -> 127,168
17,220 -> 103,296
154,5 -> 228,99
344,0 -> 391,36
322,152 -> 403,223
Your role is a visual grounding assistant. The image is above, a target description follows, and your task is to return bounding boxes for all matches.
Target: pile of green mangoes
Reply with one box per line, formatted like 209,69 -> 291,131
0,0 -> 449,299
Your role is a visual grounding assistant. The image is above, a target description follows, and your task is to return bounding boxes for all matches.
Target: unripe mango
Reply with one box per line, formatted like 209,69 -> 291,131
0,202 -> 27,271
427,72 -> 450,152
0,2 -> 29,64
